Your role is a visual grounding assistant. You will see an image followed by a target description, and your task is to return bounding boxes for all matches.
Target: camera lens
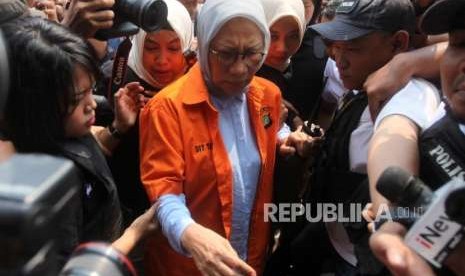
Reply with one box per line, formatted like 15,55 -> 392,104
60,242 -> 137,276
140,0 -> 168,32
94,0 -> 168,40
117,0 -> 167,32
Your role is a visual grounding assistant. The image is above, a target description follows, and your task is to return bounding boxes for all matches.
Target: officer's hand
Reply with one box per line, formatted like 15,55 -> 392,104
369,221 -> 435,276
363,53 -> 411,121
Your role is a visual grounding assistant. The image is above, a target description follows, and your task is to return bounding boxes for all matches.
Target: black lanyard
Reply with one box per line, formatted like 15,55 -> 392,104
107,36 -> 132,106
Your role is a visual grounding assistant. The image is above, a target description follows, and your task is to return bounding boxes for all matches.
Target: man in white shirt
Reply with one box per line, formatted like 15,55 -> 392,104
288,0 -> 440,274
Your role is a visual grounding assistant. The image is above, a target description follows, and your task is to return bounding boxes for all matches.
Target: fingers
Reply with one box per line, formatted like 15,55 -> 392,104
137,94 -> 146,108
122,82 -> 145,108
369,222 -> 434,276
86,9 -> 114,26
285,129 -> 316,157
63,0 -> 115,37
369,222 -> 408,271
182,224 -> 256,276
143,90 -> 157,98
362,203 -> 375,221
80,0 -> 114,10
207,261 -> 236,276
279,143 -> 296,156
124,82 -> 144,93
117,82 -> 144,100
222,256 -> 256,276
362,203 -> 375,233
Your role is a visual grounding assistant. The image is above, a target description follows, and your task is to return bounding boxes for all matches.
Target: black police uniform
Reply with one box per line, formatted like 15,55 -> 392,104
419,106 -> 464,276
420,106 -> 465,190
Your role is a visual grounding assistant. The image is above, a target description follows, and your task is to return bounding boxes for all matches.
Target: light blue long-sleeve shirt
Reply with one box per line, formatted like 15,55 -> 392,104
211,93 -> 261,260
157,92 -> 290,259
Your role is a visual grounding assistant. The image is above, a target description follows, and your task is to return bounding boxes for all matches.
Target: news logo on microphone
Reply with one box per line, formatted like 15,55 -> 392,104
405,178 -> 465,267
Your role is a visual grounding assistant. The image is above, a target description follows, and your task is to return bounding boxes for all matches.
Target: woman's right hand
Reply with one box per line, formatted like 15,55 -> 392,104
181,223 -> 256,276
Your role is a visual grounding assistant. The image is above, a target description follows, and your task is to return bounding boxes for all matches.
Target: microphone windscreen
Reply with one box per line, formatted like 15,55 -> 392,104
445,187 -> 465,225
376,166 -> 413,204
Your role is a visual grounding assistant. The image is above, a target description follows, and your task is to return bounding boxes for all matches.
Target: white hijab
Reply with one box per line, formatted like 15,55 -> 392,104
127,0 -> 193,89
261,0 -> 306,45
196,0 -> 270,83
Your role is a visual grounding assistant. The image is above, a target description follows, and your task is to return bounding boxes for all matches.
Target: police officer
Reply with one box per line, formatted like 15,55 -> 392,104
418,0 -> 465,190
370,1 -> 465,275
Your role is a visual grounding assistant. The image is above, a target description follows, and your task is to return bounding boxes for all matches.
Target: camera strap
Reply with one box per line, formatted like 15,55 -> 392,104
107,36 -> 132,106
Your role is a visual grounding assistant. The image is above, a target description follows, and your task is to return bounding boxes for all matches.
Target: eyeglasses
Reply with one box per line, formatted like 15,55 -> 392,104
209,48 -> 266,67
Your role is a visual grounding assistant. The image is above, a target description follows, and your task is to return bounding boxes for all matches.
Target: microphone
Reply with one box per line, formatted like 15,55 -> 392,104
445,187 -> 465,225
375,166 -> 465,268
376,166 -> 434,208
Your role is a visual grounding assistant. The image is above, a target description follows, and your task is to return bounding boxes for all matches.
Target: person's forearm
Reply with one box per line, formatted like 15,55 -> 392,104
368,115 -> 420,213
158,194 -> 194,255
91,124 -> 122,155
111,227 -> 139,255
402,41 -> 448,80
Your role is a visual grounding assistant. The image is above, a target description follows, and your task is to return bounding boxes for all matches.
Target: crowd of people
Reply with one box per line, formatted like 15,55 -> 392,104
0,0 -> 464,275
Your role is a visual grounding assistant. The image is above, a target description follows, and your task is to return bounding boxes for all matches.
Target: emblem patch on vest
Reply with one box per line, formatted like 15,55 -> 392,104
260,106 -> 272,129
337,0 -> 358,13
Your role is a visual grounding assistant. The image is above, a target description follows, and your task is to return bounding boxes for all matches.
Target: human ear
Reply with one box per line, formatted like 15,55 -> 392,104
391,30 -> 410,53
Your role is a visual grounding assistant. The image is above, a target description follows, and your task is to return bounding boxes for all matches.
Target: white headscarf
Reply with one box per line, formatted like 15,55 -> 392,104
261,0 -> 306,44
127,0 -> 193,88
196,0 -> 270,83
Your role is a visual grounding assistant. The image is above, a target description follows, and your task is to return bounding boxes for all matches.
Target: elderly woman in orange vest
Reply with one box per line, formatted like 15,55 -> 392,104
139,0 -> 313,275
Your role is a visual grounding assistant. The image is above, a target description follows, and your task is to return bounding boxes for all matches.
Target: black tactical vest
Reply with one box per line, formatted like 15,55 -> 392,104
309,91 -> 369,205
306,92 -> 387,275
420,109 -> 465,190
418,109 -> 463,276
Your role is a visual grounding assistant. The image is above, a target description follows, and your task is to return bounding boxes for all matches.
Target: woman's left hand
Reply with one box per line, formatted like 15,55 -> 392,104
113,82 -> 145,134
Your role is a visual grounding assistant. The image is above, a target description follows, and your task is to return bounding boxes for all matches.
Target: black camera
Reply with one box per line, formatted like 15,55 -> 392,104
0,155 -> 138,276
95,0 -> 168,40
0,154 -> 80,275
